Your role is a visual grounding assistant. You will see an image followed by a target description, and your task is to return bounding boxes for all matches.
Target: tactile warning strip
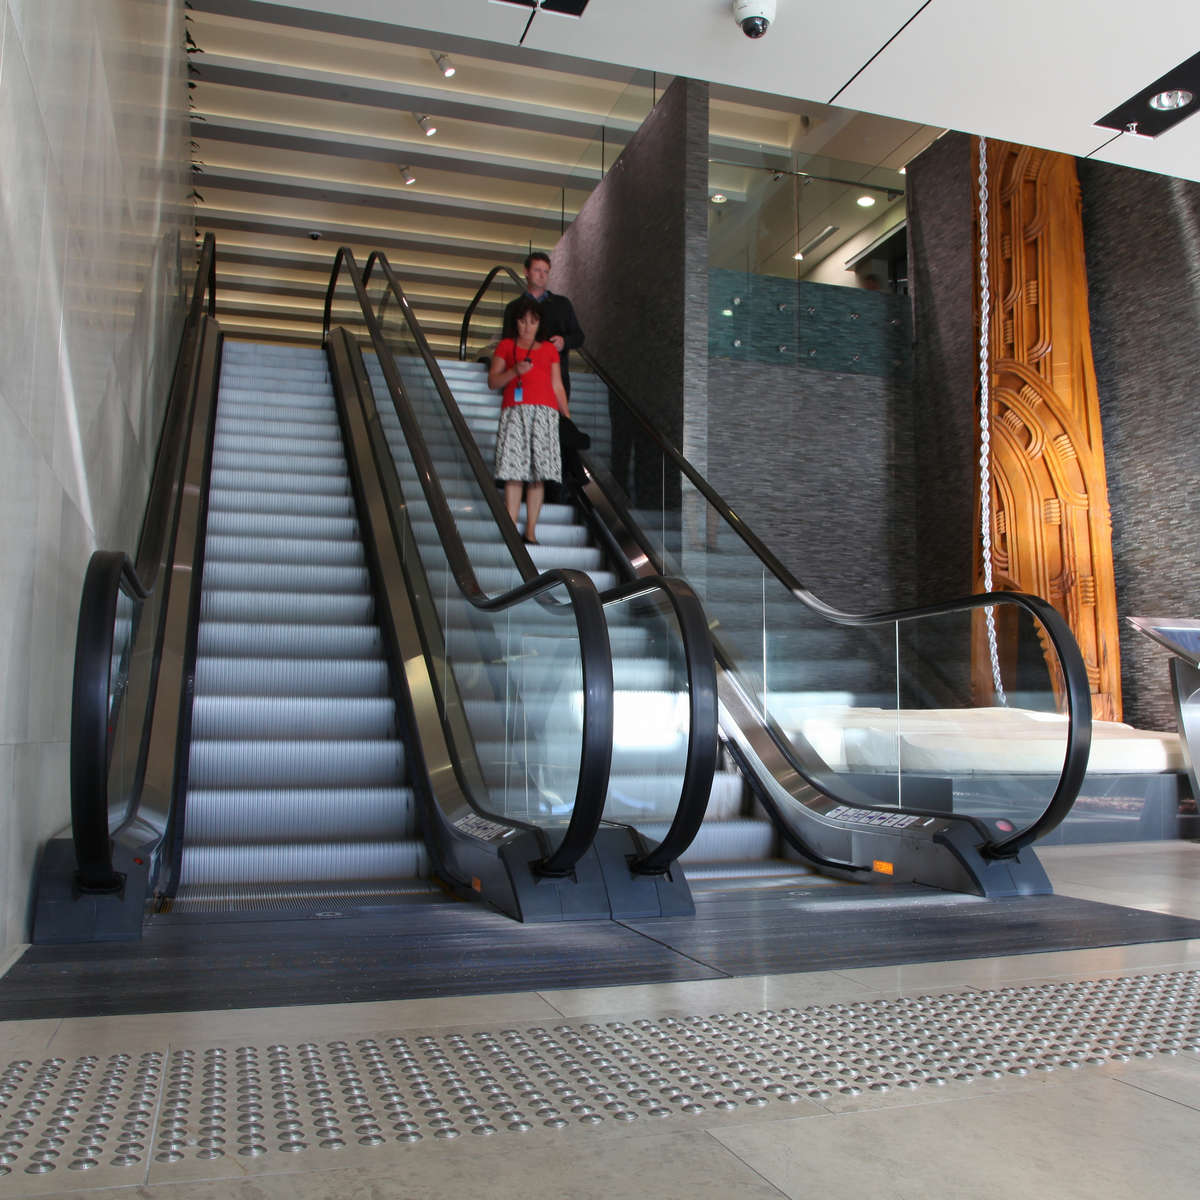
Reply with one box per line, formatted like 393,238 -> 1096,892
2,970 -> 1198,1179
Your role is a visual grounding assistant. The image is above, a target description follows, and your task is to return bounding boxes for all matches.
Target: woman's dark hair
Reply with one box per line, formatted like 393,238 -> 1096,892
509,294 -> 543,335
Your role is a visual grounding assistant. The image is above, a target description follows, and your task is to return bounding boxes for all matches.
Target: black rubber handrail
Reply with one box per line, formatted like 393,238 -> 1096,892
347,252 -> 719,876
324,247 -> 615,877
460,265 -> 1093,859
70,553 -> 149,891
69,234 -> 218,893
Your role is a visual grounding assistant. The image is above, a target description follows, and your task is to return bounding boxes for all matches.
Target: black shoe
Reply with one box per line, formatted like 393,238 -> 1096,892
523,534 -> 538,545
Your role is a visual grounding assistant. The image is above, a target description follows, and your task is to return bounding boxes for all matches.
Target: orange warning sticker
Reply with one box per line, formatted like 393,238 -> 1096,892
471,876 -> 482,892
872,860 -> 895,875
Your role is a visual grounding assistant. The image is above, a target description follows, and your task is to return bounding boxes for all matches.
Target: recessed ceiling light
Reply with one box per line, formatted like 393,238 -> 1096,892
1149,88 -> 1193,111
856,195 -> 876,207
711,192 -> 727,204
721,308 -> 733,316
416,114 -> 437,137
432,52 -> 456,78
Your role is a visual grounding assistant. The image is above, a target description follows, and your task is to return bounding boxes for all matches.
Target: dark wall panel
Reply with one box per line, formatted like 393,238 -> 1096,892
1079,161 -> 1200,729
907,131 -> 978,606
548,76 -> 710,468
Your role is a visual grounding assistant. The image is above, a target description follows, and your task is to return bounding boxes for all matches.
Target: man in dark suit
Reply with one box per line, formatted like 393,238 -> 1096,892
501,251 -> 584,397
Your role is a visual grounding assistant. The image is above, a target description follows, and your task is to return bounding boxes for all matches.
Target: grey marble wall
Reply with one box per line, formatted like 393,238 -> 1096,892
706,358 -> 917,611
706,270 -> 917,610
1078,162 -> 1200,730
907,131 -> 979,606
0,0 -> 191,950
547,76 -> 710,474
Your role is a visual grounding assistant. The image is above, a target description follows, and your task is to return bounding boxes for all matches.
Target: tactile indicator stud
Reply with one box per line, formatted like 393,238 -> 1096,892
0,970 -> 1197,1178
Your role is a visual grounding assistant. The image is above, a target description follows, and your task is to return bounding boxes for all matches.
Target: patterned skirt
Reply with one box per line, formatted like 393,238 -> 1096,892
494,404 -> 562,483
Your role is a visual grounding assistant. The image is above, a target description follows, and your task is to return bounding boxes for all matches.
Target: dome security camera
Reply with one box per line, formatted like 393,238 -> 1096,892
732,0 -> 775,38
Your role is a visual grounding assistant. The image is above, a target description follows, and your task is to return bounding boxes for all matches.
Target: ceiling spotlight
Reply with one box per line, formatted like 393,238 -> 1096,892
711,192 -> 728,204
1149,88 -> 1193,111
856,195 -> 876,207
792,250 -> 804,261
898,165 -> 907,175
721,308 -> 733,317
416,113 -> 437,137
432,51 -> 456,78
399,165 -> 416,186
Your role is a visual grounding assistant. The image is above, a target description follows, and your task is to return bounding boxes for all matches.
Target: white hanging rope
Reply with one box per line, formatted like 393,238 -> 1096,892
977,136 -> 1007,705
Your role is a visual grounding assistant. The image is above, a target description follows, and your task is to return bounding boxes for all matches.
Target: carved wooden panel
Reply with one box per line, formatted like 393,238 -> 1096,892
972,140 -> 1122,721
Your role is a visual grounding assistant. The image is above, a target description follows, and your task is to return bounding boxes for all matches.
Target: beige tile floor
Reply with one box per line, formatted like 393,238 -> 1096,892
0,840 -> 1197,1199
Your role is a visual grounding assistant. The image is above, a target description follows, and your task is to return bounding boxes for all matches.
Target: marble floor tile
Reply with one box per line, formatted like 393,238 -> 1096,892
1111,1056 -> 1200,1111
37,991 -> 566,1057
832,938 -> 1200,994
537,968 -> 877,1019
711,1074 -> 1200,1200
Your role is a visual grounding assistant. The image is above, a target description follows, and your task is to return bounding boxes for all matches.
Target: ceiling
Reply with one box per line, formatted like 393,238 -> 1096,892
188,0 -> 1200,349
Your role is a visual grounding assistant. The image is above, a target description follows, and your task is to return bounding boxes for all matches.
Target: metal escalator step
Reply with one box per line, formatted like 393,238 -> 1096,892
184,787 -> 416,842
198,622 -> 382,658
215,432 -> 344,457
200,562 -> 371,594
194,657 -> 389,697
208,489 -> 356,518
203,535 -> 365,567
209,469 -> 350,497
212,450 -> 348,477
179,840 -> 427,885
218,387 -> 333,409
206,512 -> 361,540
200,590 -> 374,624
188,738 -> 405,789
191,696 -> 397,740
217,415 -> 339,439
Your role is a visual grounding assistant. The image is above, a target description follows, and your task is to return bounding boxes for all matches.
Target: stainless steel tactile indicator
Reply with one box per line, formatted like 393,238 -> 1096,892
1,971 -> 1199,1179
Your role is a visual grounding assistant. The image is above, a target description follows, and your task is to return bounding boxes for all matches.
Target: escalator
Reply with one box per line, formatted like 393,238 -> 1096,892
32,239 -> 718,941
441,264 -> 1095,898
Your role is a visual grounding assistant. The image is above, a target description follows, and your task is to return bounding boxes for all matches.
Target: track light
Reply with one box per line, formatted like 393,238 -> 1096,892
431,51 -> 455,78
416,113 -> 437,137
399,165 -> 416,186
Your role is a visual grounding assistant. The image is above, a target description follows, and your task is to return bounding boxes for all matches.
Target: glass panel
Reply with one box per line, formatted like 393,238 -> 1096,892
106,587 -> 143,832
602,585 -> 690,844
577,375 -> 1074,842
356,284 -> 588,853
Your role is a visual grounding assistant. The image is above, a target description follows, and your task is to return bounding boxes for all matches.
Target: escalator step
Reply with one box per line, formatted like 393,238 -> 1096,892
194,657 -> 389,697
184,787 -> 416,842
188,738 -> 405,789
190,696 -> 397,740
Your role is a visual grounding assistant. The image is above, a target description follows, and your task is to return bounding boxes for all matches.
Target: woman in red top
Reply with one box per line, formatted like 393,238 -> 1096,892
487,295 -> 569,544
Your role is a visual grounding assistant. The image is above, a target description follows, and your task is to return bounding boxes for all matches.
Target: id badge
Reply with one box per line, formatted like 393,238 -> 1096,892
513,385 -> 524,404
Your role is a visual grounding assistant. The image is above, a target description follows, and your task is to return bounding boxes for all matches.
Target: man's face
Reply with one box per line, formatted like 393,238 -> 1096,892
525,258 -> 550,292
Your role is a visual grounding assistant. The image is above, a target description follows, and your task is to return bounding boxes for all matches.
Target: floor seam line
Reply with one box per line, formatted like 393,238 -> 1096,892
613,919 -> 734,979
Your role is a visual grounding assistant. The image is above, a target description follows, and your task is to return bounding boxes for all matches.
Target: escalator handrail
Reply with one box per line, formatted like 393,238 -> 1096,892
324,247 -> 614,877
70,553 -> 149,891
460,265 -> 1093,858
342,251 -> 720,876
69,234 -> 218,891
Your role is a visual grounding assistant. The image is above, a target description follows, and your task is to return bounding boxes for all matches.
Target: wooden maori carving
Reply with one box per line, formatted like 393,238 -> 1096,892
972,139 -> 1121,721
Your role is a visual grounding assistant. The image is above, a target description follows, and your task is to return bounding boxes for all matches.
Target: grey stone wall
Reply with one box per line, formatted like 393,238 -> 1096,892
907,131 -> 978,606
1078,162 -> 1200,729
706,270 -> 917,610
548,76 -> 710,475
